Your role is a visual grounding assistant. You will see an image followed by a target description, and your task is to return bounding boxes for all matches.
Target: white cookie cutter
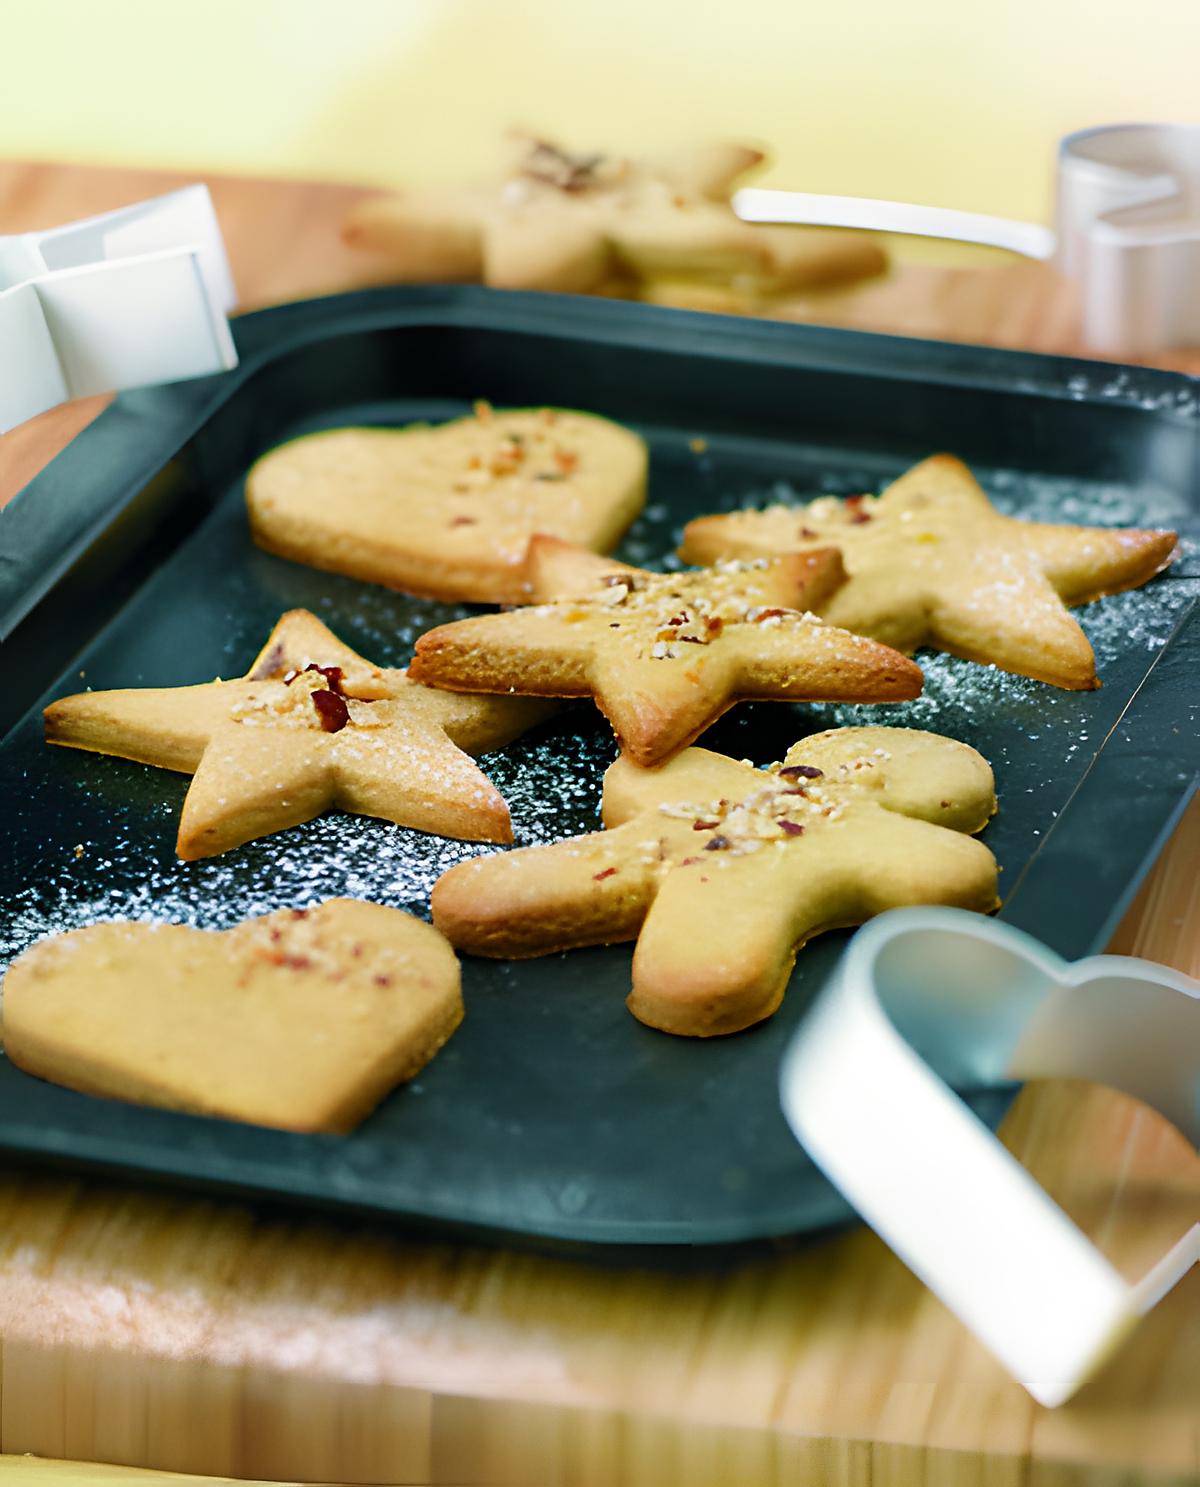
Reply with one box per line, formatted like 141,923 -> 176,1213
0,185 -> 238,433
780,906 -> 1199,1408
736,122 -> 1200,357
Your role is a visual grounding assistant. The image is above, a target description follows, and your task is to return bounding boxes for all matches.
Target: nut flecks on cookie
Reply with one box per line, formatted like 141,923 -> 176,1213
1,901 -> 463,1133
408,536 -> 923,766
43,609 -> 554,859
245,405 -> 648,605
431,727 -> 999,1037
341,137 -> 886,300
680,453 -> 1179,690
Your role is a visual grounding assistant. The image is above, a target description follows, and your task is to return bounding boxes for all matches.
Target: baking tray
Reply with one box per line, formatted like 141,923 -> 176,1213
1,287 -> 1197,1248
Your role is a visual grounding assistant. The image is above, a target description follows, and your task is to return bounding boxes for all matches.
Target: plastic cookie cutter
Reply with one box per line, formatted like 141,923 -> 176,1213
0,184 -> 237,433
780,906 -> 1199,1408
735,122 -> 1200,357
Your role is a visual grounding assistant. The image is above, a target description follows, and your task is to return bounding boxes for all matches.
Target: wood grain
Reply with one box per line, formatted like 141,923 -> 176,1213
0,161 -> 1196,1487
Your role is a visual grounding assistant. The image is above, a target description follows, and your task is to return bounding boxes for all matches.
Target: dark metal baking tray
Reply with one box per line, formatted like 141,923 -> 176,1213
1,288 -> 1196,1247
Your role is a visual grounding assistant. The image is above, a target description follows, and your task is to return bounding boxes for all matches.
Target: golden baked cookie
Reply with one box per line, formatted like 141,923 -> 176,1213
408,536 -> 923,766
680,453 -> 1179,690
44,609 -> 553,859
432,727 -> 998,1037
342,137 -> 885,300
2,901 -> 462,1133
246,403 -> 648,605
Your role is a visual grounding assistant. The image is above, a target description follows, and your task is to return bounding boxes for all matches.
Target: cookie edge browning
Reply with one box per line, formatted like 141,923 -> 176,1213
412,546 -> 923,765
44,688 -> 212,773
1038,526 -> 1180,607
2,902 -> 465,1135
433,729 -> 1000,1040
786,726 -> 999,834
245,413 -> 649,605
626,836 -> 1001,1039
679,453 -> 1181,630
431,825 -> 658,959
624,734 -> 1001,1038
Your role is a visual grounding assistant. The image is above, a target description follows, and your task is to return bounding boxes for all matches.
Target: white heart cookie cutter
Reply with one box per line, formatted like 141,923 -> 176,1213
0,184 -> 238,434
780,906 -> 1199,1408
736,122 -> 1200,357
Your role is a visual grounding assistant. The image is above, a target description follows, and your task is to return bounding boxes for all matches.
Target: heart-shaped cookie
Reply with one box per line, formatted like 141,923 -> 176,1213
246,404 -> 648,604
1,900 -> 462,1133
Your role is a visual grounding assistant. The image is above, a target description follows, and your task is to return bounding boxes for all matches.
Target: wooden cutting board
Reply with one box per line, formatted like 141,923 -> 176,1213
0,160 -> 1196,1487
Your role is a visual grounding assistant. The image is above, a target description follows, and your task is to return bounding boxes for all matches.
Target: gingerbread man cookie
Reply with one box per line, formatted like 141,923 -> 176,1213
680,454 -> 1178,689
3,901 -> 463,1133
408,537 -> 923,766
342,137 -> 886,299
246,403 -> 648,605
44,609 -> 553,858
432,727 -> 999,1037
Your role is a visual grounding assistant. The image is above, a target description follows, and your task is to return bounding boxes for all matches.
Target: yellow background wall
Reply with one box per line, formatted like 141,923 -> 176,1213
2,0 -> 1196,251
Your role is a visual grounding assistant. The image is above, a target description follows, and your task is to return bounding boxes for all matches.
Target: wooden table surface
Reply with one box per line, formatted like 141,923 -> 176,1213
0,160 -> 1197,1487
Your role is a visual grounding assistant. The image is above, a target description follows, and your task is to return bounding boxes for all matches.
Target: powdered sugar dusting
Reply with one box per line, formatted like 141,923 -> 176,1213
0,718 -> 613,974
1,449 -> 1195,987
716,465 -> 1197,561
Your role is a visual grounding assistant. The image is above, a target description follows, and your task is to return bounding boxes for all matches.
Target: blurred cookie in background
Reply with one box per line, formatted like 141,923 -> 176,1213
341,134 -> 887,308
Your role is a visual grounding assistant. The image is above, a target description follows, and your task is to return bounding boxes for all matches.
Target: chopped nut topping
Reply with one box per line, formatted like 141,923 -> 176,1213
232,666 -> 367,729
489,439 -> 527,476
521,140 -> 607,192
543,560 -> 828,663
312,689 -> 350,732
654,768 -> 867,857
302,663 -> 344,694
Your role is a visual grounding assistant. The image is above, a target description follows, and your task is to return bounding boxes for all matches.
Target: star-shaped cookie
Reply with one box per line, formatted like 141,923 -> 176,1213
246,403 -> 648,605
44,610 -> 554,858
342,137 -> 886,298
680,454 -> 1179,689
408,537 -> 923,766
432,726 -> 999,1036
